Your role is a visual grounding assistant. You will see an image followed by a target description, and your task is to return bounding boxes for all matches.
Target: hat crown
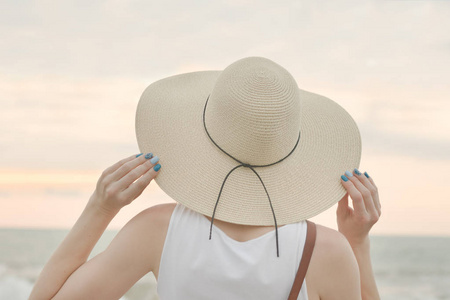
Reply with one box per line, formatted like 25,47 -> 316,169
205,57 -> 301,165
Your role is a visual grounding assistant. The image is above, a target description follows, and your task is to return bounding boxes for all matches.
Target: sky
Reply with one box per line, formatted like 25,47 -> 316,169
1,0 -> 449,236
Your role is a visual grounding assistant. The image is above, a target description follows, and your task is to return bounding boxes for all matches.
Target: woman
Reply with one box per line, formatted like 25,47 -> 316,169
30,57 -> 381,299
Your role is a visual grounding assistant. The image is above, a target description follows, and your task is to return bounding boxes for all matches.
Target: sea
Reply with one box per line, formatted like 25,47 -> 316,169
0,228 -> 449,300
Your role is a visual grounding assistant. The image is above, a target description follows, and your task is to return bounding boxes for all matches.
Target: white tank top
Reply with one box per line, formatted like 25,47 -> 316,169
157,203 -> 309,300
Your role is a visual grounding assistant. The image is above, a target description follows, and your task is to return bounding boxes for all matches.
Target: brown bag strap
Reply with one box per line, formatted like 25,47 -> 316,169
288,220 -> 317,300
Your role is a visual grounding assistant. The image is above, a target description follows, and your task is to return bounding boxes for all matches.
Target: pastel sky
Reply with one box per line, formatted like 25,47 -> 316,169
1,0 -> 449,236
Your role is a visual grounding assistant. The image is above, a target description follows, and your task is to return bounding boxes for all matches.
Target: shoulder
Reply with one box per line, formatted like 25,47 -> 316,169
124,202 -> 176,243
134,202 -> 177,240
126,202 -> 177,273
315,224 -> 353,256
306,224 -> 361,299
308,224 -> 355,274
137,202 -> 177,222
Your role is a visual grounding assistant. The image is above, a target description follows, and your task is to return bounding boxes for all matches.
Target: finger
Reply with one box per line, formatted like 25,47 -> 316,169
345,170 -> 378,217
116,158 -> 157,191
364,172 -> 381,216
341,174 -> 367,216
97,154 -> 140,189
107,152 -> 154,184
354,169 -> 380,215
121,164 -> 161,201
364,172 -> 376,187
336,193 -> 351,216
353,169 -> 374,188
101,153 -> 142,180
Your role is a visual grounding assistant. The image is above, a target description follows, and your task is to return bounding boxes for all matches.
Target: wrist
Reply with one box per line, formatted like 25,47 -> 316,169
86,195 -> 120,218
349,235 -> 370,253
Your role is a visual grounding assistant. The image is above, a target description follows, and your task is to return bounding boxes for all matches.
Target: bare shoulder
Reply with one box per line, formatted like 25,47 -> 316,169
138,202 -> 177,222
315,224 -> 352,254
127,202 -> 176,277
135,202 -> 177,240
123,202 -> 176,243
306,224 -> 361,300
313,224 -> 359,269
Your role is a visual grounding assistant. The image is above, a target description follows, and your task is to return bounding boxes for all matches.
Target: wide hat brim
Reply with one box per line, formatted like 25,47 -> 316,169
135,70 -> 362,226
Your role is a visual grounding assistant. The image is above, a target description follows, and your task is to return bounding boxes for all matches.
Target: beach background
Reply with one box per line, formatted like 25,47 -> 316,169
1,229 -> 449,300
1,0 -> 449,299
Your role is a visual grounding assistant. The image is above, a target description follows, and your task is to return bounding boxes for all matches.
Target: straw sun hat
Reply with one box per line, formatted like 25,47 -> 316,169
135,56 -> 361,229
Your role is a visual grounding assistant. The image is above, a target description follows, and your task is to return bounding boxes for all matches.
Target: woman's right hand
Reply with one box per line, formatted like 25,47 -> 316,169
88,153 -> 161,216
336,169 -> 381,248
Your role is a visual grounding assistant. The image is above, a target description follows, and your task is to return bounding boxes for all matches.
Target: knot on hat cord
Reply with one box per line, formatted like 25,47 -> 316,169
202,94 -> 301,258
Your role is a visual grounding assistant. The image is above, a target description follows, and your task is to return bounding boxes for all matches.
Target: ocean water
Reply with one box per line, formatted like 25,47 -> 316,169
0,228 -> 449,300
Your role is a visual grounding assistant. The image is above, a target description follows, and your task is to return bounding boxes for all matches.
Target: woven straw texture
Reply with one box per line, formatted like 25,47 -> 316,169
135,57 -> 361,226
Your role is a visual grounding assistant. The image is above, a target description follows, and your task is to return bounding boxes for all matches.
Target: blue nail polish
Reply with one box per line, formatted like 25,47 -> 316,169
364,171 -> 370,178
144,153 -> 153,159
136,153 -> 143,158
345,170 -> 353,177
341,175 -> 349,182
150,155 -> 159,164
154,164 -> 161,172
354,168 -> 362,175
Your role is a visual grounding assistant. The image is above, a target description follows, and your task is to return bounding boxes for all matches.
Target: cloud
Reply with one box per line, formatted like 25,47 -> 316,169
44,188 -> 82,197
1,0 -> 449,234
1,0 -> 449,170
0,75 -> 143,170
0,0 -> 448,82
360,121 -> 450,160
0,190 -> 11,198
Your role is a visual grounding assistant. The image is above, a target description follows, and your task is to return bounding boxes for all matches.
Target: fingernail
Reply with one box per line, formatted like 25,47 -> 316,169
345,170 -> 353,177
136,153 -> 143,158
144,153 -> 153,159
364,171 -> 370,178
150,155 -> 159,164
154,164 -> 161,172
341,175 -> 349,182
354,168 -> 362,175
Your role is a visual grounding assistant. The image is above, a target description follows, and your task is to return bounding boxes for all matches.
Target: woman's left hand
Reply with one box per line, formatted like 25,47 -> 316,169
336,169 -> 381,248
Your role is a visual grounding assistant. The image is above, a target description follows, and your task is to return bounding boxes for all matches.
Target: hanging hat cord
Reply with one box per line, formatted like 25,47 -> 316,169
202,94 -> 302,258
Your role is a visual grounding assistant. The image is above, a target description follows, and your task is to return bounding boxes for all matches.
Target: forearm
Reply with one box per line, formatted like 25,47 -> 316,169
29,197 -> 119,300
351,237 -> 380,300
